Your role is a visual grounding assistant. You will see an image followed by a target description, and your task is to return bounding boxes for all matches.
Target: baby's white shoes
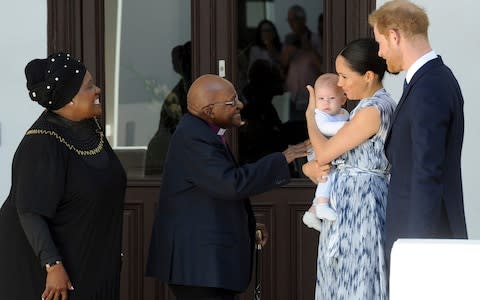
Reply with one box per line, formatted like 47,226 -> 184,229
315,203 -> 337,221
302,211 -> 322,232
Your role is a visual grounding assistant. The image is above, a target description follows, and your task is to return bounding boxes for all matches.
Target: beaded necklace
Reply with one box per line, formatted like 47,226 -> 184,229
26,117 -> 104,156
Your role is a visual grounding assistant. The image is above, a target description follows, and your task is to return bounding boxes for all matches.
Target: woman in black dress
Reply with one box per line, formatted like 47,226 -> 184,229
0,52 -> 126,300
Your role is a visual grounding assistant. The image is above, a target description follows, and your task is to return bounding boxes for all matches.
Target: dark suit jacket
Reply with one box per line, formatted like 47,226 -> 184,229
146,113 -> 290,292
385,56 -> 468,260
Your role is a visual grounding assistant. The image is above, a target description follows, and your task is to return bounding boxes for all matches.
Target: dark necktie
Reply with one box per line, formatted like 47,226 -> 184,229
403,79 -> 408,91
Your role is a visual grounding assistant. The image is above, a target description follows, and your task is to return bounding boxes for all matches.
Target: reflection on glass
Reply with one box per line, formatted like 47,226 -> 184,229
104,2 -> 191,145
237,0 -> 323,177
105,0 -> 190,175
144,42 -> 191,175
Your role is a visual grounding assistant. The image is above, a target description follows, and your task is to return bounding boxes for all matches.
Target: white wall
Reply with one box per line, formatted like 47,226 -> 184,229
377,0 -> 480,238
0,1 -> 46,204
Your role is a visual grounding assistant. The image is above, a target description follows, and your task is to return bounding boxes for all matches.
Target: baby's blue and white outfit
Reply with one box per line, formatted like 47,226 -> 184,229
307,108 -> 349,199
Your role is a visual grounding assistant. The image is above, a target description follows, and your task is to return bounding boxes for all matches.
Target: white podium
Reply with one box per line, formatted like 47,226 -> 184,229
390,239 -> 480,300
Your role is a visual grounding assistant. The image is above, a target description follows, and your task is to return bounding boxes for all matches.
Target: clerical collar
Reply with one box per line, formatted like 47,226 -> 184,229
208,123 -> 226,136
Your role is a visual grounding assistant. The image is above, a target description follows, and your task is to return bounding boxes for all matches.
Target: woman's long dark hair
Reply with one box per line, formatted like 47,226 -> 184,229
338,38 -> 388,80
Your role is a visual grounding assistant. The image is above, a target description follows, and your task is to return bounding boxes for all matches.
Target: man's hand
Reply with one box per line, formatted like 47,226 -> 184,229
302,160 -> 331,184
255,223 -> 269,248
42,264 -> 74,300
282,142 -> 308,163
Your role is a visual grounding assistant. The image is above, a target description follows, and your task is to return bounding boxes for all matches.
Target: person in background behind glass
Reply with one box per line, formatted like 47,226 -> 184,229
145,41 -> 192,175
282,4 -> 322,121
239,59 -> 287,164
248,19 -> 283,73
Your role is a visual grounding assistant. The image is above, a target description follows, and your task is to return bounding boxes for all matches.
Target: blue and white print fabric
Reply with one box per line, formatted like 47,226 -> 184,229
315,88 -> 396,300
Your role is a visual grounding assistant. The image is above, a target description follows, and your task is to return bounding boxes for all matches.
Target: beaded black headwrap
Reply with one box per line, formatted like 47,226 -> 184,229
25,52 -> 87,110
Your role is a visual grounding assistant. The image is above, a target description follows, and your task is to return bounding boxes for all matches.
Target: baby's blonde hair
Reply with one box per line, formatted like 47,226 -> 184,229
314,73 -> 340,91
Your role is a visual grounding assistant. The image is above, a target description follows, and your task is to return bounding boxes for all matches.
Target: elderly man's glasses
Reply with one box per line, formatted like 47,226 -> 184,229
202,95 -> 239,109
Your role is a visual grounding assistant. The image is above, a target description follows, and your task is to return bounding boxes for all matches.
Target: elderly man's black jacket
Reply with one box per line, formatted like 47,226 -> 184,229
146,113 -> 290,292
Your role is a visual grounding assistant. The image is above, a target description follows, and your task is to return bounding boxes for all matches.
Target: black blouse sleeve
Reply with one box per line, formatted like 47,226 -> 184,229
17,212 -> 62,266
13,135 -> 66,218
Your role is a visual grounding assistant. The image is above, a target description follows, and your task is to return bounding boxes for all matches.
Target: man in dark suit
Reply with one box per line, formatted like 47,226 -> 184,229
146,74 -> 307,300
369,0 -> 468,264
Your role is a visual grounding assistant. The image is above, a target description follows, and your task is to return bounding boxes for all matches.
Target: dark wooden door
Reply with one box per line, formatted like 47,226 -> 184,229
120,179 -> 318,300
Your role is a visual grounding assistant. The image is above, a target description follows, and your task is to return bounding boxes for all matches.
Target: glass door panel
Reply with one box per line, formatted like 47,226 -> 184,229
237,0 -> 323,177
105,0 -> 191,175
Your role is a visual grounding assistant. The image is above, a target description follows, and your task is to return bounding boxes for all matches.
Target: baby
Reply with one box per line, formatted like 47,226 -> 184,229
303,73 -> 348,231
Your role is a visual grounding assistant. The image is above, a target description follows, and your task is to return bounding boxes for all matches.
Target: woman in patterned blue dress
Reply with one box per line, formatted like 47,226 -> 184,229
303,38 -> 396,299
